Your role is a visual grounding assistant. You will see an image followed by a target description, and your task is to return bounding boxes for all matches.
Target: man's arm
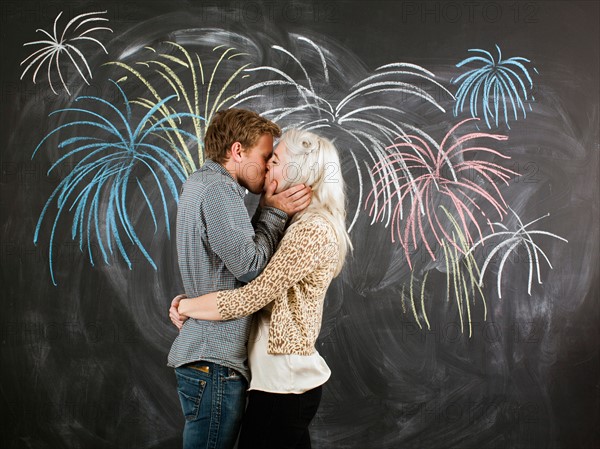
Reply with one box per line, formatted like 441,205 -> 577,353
204,180 -> 312,283
242,180 -> 312,281
203,181 -> 286,281
240,204 -> 287,283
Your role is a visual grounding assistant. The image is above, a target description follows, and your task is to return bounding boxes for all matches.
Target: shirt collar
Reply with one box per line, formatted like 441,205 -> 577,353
203,159 -> 247,197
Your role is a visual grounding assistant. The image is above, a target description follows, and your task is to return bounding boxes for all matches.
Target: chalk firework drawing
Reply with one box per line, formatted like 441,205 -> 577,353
20,11 -> 113,95
452,45 -> 538,129
30,33 -> 456,284
25,23 -> 568,335
467,209 -> 568,298
32,80 -> 203,285
366,118 -> 518,269
107,42 -> 251,174
400,204 -> 486,337
229,34 -> 455,232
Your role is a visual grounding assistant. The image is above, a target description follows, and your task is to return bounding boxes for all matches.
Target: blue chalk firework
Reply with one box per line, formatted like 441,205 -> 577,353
452,45 -> 538,129
33,80 -> 203,285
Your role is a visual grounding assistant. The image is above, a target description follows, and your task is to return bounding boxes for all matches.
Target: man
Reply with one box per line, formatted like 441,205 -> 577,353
167,108 -> 311,449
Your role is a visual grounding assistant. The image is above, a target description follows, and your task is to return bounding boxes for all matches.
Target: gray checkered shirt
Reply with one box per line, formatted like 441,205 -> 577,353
167,159 -> 287,381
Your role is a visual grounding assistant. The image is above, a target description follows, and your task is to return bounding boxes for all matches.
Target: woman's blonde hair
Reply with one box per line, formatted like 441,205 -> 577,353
278,128 -> 352,276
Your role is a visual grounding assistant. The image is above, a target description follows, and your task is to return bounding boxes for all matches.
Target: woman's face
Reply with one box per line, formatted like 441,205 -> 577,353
266,141 -> 290,193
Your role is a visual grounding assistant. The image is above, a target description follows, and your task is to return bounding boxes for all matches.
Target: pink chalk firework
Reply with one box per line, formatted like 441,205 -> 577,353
366,118 -> 518,268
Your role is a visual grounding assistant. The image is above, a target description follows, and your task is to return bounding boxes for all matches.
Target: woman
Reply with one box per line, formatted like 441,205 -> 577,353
172,128 -> 352,449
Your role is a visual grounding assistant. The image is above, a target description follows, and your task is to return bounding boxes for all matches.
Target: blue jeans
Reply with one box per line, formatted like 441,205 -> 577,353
175,361 -> 248,449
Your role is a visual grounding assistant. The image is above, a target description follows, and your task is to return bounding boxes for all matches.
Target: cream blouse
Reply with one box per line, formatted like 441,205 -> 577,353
247,305 -> 331,393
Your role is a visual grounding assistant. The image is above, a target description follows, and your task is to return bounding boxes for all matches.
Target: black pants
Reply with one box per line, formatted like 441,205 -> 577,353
238,386 -> 323,449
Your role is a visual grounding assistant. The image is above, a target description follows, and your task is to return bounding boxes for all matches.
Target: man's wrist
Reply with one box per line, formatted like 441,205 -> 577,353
259,206 -> 288,226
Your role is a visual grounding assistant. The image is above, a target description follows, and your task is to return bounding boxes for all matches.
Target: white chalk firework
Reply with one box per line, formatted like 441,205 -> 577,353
20,11 -> 113,95
467,209 -> 568,298
230,34 -> 455,232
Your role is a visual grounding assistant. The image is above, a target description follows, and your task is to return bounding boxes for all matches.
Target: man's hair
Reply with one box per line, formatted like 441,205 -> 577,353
204,108 -> 281,164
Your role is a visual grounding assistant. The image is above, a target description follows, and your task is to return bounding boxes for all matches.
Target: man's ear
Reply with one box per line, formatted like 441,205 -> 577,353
229,142 -> 244,163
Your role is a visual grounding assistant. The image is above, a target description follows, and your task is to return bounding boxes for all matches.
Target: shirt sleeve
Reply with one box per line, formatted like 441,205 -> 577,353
239,205 -> 289,282
202,181 -> 287,282
215,219 -> 337,320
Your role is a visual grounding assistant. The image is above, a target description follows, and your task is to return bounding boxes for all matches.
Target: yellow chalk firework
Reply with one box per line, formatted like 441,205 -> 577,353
399,270 -> 430,330
106,42 -> 250,175
400,205 -> 485,335
439,205 -> 486,337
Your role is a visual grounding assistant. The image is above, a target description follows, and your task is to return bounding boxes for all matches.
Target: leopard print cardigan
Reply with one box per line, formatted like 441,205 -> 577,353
215,214 -> 339,355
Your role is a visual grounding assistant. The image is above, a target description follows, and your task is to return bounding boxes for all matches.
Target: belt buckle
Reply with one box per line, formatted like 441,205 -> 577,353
189,364 -> 210,374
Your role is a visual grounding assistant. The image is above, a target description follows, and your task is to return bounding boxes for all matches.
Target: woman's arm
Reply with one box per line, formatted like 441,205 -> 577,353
177,218 -> 336,322
216,218 -> 337,320
178,291 -> 222,321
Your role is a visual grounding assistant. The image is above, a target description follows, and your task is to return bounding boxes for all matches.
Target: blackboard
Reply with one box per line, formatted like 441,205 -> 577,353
1,1 -> 598,448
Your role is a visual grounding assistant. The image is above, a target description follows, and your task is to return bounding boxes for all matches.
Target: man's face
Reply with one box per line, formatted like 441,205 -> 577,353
237,134 -> 274,194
